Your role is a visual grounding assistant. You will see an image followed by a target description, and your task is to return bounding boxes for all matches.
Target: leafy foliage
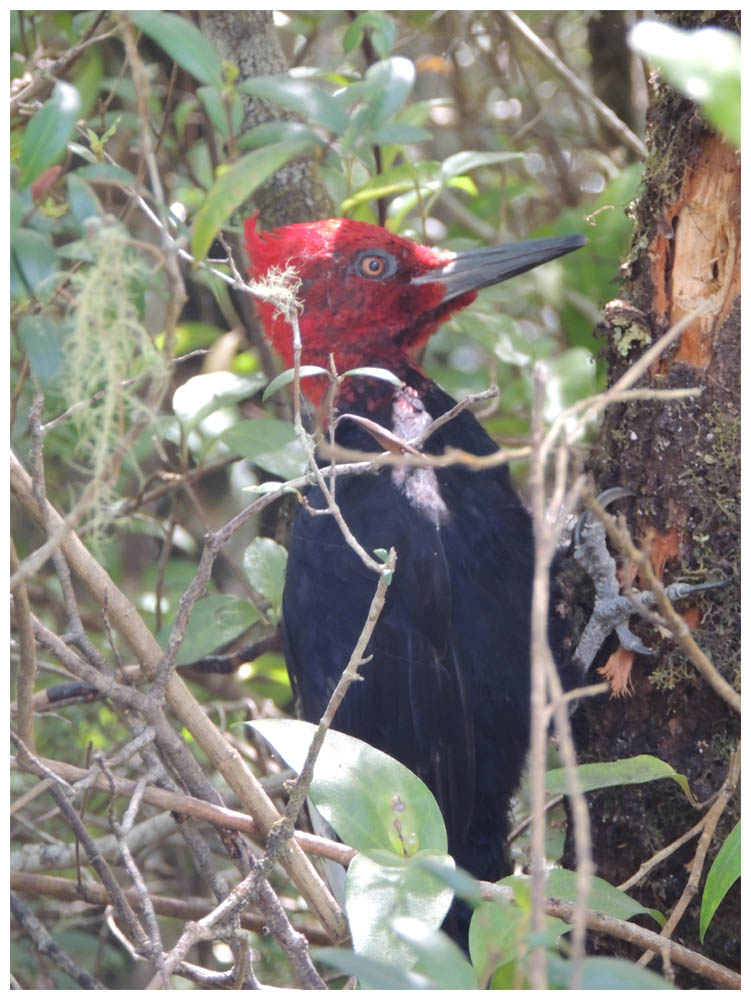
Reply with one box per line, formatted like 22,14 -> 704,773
10,9 -> 738,991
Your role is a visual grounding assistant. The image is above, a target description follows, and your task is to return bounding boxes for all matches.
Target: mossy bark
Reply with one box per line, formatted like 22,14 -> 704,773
566,10 -> 740,986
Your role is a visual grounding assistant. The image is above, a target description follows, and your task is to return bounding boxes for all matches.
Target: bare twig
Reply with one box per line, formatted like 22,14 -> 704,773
480,881 -> 739,989
11,753 -> 356,868
10,540 -> 38,750
499,10 -> 647,159
11,892 -> 106,990
637,742 -> 740,968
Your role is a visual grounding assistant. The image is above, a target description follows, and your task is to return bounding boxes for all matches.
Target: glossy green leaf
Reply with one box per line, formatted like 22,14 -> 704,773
343,12 -> 397,59
250,719 -> 448,855
342,366 -> 404,387
700,820 -> 740,941
346,851 -> 455,984
11,228 -> 59,301
313,948 -> 433,989
220,417 -> 306,480
237,76 -> 350,135
159,595 -> 261,666
546,753 -> 694,804
469,896 -> 570,985
440,149 -> 523,182
191,140 -> 312,261
243,537 -> 287,618
16,315 -> 68,387
74,162 -> 138,186
66,174 -> 102,229
629,21 -> 740,147
261,365 -> 329,401
172,371 -> 266,432
131,11 -> 223,88
237,120 -> 325,152
354,57 -> 416,130
504,868 -> 664,927
393,917 -> 477,989
546,953 -> 674,989
339,161 -> 441,213
18,81 -> 81,188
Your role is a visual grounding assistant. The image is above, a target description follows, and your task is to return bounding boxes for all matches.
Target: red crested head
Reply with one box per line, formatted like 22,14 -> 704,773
245,213 -> 585,398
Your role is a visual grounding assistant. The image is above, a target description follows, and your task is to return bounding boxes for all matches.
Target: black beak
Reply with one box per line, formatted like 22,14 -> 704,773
412,234 -> 586,303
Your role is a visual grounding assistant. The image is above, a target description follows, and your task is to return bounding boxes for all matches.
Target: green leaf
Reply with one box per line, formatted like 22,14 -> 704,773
546,953 -> 674,989
243,537 -> 287,618
219,417 -> 306,480
159,595 -> 261,666
16,315 -> 68,387
546,753 -> 695,804
11,228 -> 59,302
18,81 -> 81,188
313,948 -> 433,989
415,855 -> 484,908
261,365 -> 329,401
172,371 -> 267,432
629,22 -> 740,147
346,851 -> 455,984
250,719 -> 448,855
130,11 -> 223,88
237,120 -> 325,152
393,917 -> 477,989
342,366 -> 404,387
469,897 -> 570,985
196,86 -> 243,140
504,868 -> 664,927
237,76 -> 350,135
353,57 -> 416,131
66,174 -> 102,229
74,162 -> 138,186
191,140 -> 313,261
343,12 -> 397,59
700,820 -> 740,941
440,149 -> 523,182
339,161 -> 441,213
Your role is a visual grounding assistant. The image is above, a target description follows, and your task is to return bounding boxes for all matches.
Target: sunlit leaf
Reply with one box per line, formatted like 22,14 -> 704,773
250,719 -> 448,855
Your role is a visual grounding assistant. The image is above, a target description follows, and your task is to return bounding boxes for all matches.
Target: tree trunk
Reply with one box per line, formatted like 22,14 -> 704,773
568,10 -> 740,985
199,10 -> 334,228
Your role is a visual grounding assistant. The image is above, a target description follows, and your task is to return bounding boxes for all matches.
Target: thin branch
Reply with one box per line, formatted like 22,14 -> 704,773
480,882 -> 739,990
499,10 -> 647,159
637,741 -> 740,968
11,753 -> 356,867
11,892 -> 106,990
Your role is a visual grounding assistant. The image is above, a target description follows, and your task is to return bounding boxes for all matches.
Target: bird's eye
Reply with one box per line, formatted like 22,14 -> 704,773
355,250 -> 397,280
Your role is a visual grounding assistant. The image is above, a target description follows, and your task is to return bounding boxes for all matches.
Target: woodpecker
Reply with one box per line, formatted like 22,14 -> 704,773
246,215 -> 585,889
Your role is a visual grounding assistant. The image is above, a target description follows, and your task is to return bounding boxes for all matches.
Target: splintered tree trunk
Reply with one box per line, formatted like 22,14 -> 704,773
568,11 -> 740,985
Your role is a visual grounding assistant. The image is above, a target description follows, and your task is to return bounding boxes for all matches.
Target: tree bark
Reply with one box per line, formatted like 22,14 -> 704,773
567,10 -> 740,985
199,10 -> 334,228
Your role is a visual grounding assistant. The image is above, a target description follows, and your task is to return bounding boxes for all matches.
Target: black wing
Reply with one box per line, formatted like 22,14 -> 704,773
281,467 -> 476,851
